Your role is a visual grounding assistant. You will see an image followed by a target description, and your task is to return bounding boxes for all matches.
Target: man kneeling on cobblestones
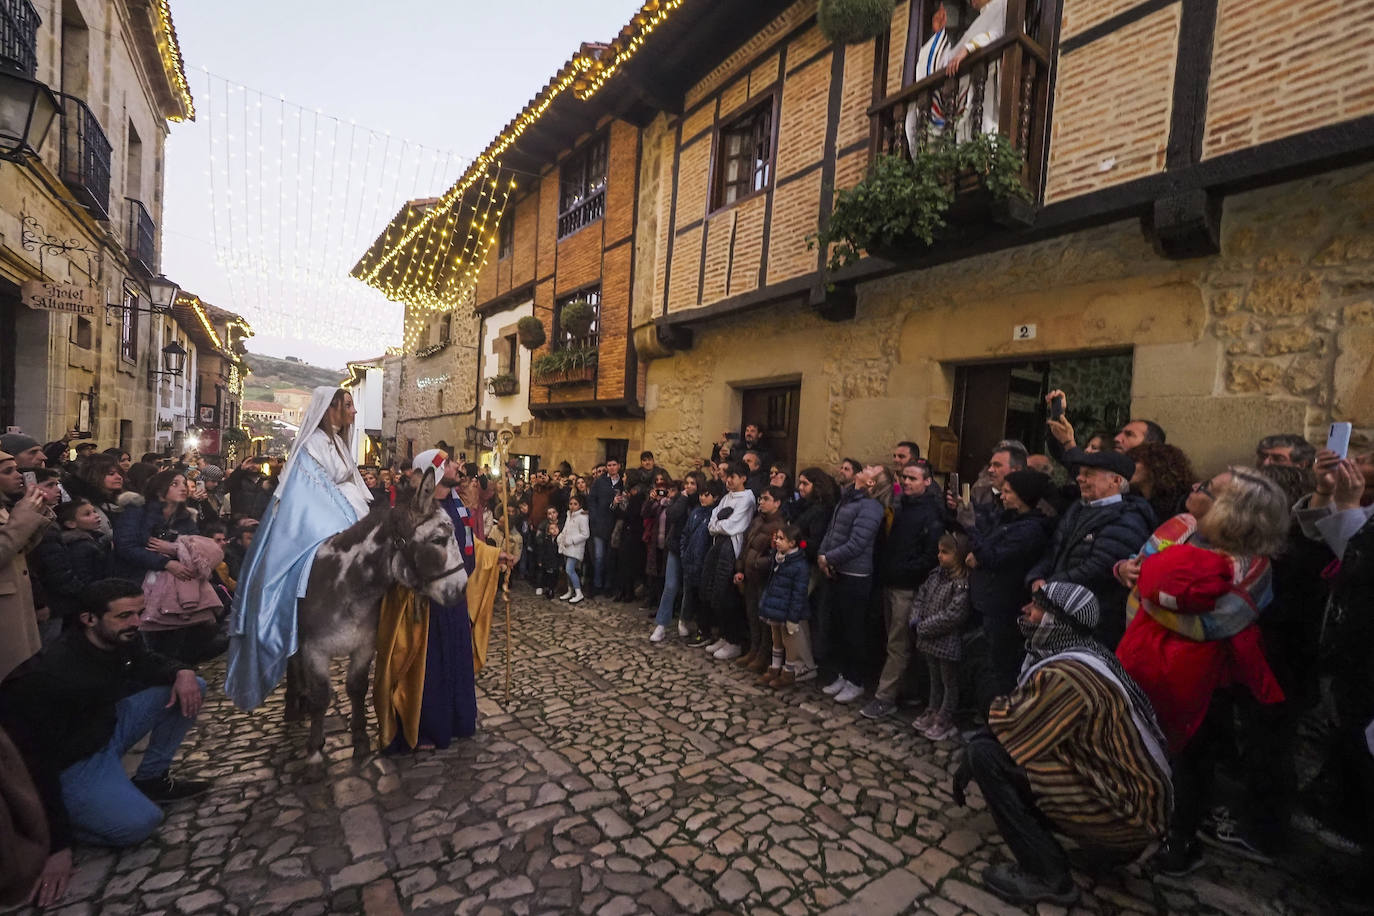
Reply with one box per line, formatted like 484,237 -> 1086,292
0,579 -> 208,907
952,583 -> 1171,906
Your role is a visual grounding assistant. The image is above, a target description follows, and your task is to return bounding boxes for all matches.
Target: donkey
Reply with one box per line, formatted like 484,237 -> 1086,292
285,469 -> 468,764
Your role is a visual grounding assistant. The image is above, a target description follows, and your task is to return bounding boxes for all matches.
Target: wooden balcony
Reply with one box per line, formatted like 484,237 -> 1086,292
868,0 -> 1052,211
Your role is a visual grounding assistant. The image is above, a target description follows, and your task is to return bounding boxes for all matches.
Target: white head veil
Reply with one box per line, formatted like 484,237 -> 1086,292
278,386 -> 367,495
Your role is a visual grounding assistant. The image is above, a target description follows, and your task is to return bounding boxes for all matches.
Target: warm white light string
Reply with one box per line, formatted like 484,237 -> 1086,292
202,69 -> 468,351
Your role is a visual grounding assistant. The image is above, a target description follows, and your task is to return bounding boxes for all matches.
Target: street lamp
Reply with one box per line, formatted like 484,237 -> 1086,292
150,340 -> 187,379
0,66 -> 60,164
147,275 -> 181,313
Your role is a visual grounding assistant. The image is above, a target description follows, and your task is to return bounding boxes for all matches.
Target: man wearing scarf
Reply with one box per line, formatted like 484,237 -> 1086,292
374,450 -> 500,751
953,582 -> 1171,906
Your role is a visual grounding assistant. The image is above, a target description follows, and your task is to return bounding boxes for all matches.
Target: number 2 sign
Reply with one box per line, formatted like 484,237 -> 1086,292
1013,323 -> 1037,341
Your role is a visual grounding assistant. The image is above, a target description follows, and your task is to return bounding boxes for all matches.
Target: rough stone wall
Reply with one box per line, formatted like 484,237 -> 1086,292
394,300 -> 481,456
644,163 -> 1374,476
1200,165 -> 1374,435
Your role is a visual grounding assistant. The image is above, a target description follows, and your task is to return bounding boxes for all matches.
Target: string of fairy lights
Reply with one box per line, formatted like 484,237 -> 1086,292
201,69 -> 468,351
351,0 -> 687,339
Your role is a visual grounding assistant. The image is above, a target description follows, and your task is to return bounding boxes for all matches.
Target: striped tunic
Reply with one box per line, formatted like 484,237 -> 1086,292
988,659 -> 1171,852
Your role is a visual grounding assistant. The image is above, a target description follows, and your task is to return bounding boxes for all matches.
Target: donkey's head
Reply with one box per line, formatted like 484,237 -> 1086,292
385,468 -> 468,605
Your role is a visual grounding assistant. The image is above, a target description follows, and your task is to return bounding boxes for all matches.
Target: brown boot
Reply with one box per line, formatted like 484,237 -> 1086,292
759,666 -> 782,685
733,647 -> 757,669
748,653 -> 771,674
771,669 -> 796,689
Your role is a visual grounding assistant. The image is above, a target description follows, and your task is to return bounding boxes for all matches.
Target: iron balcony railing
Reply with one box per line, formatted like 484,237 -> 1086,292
59,95 -> 112,219
0,0 -> 39,76
126,198 -> 155,274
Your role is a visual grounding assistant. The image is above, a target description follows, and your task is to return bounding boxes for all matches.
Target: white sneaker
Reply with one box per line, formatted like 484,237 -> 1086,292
821,677 -> 848,696
649,625 -> 666,643
557,589 -> 573,600
569,589 -> 585,604
712,643 -> 742,660
677,620 -> 690,637
834,682 -> 865,704
704,638 -> 726,653
535,587 -> 544,596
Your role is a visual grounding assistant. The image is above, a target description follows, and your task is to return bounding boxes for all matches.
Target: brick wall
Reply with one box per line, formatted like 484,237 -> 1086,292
701,209 -> 736,303
1060,0 -> 1148,39
511,191 -> 539,288
837,38 -> 874,152
776,51 -> 833,181
1043,5 -> 1181,203
668,224 -> 703,311
729,195 -> 768,296
536,173 -> 559,279
685,0 -> 815,109
886,1 -> 910,97
1204,0 -> 1374,159
554,222 -> 602,295
767,169 -> 823,284
598,242 -> 634,399
675,137 -> 712,227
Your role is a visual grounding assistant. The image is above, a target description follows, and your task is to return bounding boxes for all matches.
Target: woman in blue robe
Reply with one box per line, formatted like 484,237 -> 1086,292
225,388 -> 371,711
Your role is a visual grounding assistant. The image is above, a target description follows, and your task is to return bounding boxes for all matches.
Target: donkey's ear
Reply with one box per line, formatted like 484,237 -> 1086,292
412,468 -> 437,514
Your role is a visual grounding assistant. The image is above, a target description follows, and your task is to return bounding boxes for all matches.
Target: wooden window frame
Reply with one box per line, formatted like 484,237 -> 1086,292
119,284 -> 138,364
553,285 -> 602,351
709,94 -> 777,213
557,134 -> 609,239
497,209 -> 514,260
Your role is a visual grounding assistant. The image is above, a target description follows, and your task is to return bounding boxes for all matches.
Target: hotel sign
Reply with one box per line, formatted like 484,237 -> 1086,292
22,280 -> 98,316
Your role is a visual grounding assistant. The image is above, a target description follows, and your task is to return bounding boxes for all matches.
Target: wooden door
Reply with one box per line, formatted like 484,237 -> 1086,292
952,365 -> 1010,484
741,384 -> 801,467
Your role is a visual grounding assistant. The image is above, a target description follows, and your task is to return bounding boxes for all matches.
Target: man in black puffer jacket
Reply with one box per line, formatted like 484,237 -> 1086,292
863,464 -> 946,719
1027,449 -> 1156,649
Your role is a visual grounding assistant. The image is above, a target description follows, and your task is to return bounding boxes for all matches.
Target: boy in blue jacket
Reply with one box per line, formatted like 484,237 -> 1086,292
680,480 -> 724,647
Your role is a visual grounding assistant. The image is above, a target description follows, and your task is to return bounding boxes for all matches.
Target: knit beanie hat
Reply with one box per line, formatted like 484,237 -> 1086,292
0,433 -> 38,455
1003,469 -> 1053,508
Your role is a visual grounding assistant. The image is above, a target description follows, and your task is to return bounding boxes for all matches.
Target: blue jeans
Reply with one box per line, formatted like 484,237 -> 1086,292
59,680 -> 205,847
591,536 -> 609,589
654,551 -> 682,627
564,556 -> 582,592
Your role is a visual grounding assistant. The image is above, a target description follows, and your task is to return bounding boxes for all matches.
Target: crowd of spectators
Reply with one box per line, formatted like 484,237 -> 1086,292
2,403 -> 1372,907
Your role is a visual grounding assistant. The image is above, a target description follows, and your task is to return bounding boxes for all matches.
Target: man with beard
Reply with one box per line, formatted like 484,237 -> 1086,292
952,582 -> 1171,906
0,579 -> 207,906
375,450 -> 503,751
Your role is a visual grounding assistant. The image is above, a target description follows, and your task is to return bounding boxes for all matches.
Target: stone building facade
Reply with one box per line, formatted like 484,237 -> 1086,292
0,0 -> 195,453
358,0 -> 1373,478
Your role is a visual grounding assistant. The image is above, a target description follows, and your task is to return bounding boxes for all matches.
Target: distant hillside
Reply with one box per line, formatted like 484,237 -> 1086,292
242,353 -> 344,395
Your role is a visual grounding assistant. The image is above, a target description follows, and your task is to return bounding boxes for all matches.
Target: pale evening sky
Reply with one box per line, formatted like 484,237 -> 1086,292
161,0 -> 645,371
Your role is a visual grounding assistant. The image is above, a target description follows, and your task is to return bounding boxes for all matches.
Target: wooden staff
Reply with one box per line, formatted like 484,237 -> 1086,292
495,428 -> 515,704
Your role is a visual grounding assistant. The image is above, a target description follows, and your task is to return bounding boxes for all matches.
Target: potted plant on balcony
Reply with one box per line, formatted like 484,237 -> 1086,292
954,132 -> 1035,228
487,373 -> 519,397
818,0 -> 897,45
559,299 -> 596,339
809,149 -> 954,271
532,345 -> 598,387
517,315 -> 546,349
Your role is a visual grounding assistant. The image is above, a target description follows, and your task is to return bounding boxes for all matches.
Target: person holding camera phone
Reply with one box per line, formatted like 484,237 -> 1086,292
0,450 -> 54,680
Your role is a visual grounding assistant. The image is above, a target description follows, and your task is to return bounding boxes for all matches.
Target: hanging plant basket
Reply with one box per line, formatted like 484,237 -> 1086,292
559,299 -> 596,338
516,316 -> 547,350
487,373 -> 519,396
818,0 -> 896,46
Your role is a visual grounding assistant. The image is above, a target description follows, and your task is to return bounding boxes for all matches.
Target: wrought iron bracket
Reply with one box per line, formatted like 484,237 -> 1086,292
21,214 -> 96,257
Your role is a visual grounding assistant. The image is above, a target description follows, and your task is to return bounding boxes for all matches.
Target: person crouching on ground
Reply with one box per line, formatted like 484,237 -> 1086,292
910,532 -> 971,741
0,578 -> 208,907
953,582 -> 1171,907
756,524 -> 816,686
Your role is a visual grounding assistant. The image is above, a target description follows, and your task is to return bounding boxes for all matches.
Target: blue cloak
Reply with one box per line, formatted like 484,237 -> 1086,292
224,447 -> 361,711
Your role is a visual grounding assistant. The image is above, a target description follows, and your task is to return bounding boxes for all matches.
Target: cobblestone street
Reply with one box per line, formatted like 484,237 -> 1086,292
33,589 -> 1343,915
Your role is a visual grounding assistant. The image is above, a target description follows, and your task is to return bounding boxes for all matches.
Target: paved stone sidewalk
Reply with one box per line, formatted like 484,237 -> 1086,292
26,589 -> 1345,915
